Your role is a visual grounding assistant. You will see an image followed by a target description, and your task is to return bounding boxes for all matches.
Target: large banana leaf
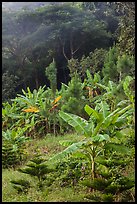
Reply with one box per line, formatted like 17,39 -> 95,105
48,140 -> 87,164
102,104 -> 132,128
92,134 -> 110,142
100,101 -> 109,118
59,111 -> 89,137
59,140 -> 76,147
84,104 -> 100,120
95,101 -> 110,118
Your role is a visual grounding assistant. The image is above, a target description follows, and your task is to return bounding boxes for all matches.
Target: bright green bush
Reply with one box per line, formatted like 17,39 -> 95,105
10,179 -> 31,194
2,128 -> 30,168
61,73 -> 85,117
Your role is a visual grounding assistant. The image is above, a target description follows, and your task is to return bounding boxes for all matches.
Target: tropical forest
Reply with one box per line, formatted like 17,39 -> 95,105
2,2 -> 135,202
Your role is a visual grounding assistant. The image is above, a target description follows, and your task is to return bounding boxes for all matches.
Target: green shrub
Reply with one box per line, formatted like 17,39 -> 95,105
61,73 -> 85,117
102,193 -> 114,202
10,179 -> 31,194
55,156 -> 84,187
2,129 -> 29,168
17,154 -> 55,189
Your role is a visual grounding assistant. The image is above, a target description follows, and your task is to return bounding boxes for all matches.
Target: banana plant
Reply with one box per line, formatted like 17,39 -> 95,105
123,75 -> 134,106
95,80 -> 123,111
13,86 -> 47,107
83,70 -> 102,101
2,101 -> 22,130
49,101 -> 133,181
3,85 -> 63,138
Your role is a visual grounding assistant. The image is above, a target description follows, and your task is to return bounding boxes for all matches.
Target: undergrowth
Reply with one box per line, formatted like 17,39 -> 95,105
2,133 -> 135,202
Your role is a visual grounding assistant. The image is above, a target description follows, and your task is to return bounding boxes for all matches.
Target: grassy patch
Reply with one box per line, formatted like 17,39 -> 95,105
2,133 -> 86,202
25,132 -> 85,159
2,169 -> 32,202
2,168 -> 86,202
45,186 -> 86,202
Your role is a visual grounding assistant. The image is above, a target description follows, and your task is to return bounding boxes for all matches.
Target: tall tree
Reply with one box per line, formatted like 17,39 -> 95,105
110,2 -> 135,55
2,3 -> 119,92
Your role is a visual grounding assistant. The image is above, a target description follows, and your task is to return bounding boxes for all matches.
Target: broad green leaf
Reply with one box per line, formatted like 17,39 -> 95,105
96,83 -> 108,91
103,108 -> 120,128
48,140 -> 87,163
102,105 -> 132,128
86,69 -> 93,83
73,151 -> 87,158
59,140 -> 75,147
92,120 -> 103,136
59,111 -> 89,136
115,131 -> 124,139
2,109 -> 6,116
92,134 -> 110,142
14,95 -> 32,106
94,72 -> 101,83
98,101 -> 110,118
123,76 -> 133,93
111,104 -> 133,124
86,121 -> 94,135
112,108 -> 133,124
7,113 -> 24,119
117,100 -> 129,107
84,104 -> 100,120
108,80 -> 116,92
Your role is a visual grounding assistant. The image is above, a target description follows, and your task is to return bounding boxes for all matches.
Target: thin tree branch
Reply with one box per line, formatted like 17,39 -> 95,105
59,37 -> 69,61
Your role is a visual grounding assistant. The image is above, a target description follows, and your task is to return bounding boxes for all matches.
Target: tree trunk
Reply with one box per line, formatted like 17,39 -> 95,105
53,122 -> 56,136
35,76 -> 39,89
90,155 -> 95,192
91,156 -> 95,180
34,65 -> 39,89
53,115 -> 56,136
119,71 -> 122,82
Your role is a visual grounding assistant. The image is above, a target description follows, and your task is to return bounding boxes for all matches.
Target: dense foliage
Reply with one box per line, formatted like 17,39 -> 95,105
2,2 -> 122,101
2,2 -> 135,202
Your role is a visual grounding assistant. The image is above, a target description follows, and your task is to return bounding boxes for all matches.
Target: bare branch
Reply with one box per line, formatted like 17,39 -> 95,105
59,37 -> 69,61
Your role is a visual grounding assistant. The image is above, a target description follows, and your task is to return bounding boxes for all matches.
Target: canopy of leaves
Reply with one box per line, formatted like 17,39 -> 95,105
2,3 -> 116,95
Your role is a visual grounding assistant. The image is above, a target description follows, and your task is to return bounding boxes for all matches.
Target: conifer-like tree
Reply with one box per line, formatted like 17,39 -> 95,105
61,72 -> 85,116
102,46 -> 119,83
117,54 -> 135,82
82,154 -> 134,202
45,59 -> 57,98
17,154 -> 54,189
